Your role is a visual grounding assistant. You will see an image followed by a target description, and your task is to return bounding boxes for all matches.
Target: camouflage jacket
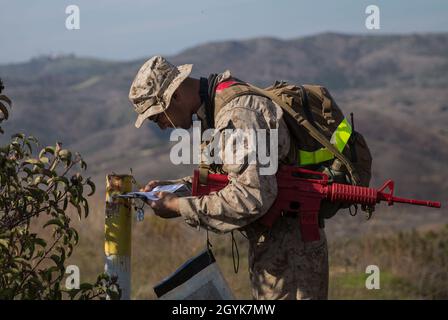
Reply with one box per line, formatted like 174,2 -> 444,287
177,71 -> 291,233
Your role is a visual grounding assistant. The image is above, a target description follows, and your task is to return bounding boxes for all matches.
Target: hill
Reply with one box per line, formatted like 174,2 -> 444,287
1,32 -> 446,207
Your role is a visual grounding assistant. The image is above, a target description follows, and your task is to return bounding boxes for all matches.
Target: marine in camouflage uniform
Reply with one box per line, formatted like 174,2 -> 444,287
129,56 -> 329,300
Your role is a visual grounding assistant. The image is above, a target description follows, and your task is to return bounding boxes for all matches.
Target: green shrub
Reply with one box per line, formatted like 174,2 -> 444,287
0,80 -> 120,300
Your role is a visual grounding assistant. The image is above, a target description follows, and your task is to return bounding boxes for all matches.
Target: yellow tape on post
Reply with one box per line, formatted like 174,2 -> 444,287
105,174 -> 132,256
105,174 -> 132,300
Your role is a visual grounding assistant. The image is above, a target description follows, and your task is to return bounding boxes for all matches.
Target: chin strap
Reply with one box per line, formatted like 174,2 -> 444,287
162,108 -> 177,129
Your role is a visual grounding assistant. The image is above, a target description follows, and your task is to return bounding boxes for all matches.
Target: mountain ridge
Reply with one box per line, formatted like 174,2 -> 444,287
0,32 -> 447,203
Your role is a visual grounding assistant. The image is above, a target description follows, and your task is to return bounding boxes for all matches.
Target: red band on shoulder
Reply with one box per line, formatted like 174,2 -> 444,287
215,80 -> 238,92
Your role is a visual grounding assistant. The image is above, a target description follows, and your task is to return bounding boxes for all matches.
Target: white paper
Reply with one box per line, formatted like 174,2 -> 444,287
116,183 -> 187,201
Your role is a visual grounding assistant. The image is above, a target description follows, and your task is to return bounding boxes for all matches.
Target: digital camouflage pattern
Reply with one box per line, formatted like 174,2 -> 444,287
176,71 -> 329,300
246,219 -> 328,299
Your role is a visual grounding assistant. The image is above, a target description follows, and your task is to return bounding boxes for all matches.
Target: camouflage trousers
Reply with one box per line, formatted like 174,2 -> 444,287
245,217 -> 329,300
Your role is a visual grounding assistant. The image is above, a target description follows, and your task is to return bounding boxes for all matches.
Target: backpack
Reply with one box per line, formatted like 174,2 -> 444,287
212,79 -> 373,221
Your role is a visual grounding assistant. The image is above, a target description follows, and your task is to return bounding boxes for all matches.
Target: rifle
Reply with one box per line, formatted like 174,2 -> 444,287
191,166 -> 441,242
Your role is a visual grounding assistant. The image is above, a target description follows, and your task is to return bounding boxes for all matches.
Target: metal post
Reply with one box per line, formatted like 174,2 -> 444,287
105,174 -> 132,299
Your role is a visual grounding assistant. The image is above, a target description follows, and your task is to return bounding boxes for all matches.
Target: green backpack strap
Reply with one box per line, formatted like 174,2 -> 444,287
245,84 -> 361,186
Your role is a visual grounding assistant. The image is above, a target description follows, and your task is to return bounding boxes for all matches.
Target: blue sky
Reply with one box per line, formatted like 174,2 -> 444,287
0,0 -> 447,64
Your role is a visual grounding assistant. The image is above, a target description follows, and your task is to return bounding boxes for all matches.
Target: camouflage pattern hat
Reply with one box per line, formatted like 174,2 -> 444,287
129,56 -> 193,128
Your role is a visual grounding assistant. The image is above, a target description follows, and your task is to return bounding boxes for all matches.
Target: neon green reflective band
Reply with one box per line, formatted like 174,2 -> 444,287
299,118 -> 352,166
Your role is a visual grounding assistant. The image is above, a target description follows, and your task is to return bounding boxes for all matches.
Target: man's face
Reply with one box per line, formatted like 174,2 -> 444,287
148,89 -> 194,130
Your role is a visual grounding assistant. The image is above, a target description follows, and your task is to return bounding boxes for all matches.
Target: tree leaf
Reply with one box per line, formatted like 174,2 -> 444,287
39,146 -> 55,159
50,254 -> 61,266
0,239 -> 9,249
11,133 -> 25,140
79,283 -> 93,291
81,198 -> 89,218
0,102 -> 9,120
86,178 -> 96,196
58,149 -> 72,161
23,158 -> 44,167
0,94 -> 12,106
43,219 -> 64,228
34,238 -> 47,248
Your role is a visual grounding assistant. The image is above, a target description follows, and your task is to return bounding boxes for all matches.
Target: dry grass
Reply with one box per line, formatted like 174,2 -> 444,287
329,224 -> 448,299
61,194 -> 448,300
65,195 -> 252,299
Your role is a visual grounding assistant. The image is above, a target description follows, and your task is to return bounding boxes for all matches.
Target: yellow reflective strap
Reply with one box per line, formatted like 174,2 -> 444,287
331,117 -> 351,151
299,118 -> 352,166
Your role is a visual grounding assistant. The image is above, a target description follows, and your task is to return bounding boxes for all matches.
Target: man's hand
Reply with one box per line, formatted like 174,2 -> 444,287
140,180 -> 173,192
148,191 -> 181,219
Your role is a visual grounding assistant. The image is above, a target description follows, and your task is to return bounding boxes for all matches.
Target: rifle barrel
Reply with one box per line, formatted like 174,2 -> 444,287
379,194 -> 441,208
